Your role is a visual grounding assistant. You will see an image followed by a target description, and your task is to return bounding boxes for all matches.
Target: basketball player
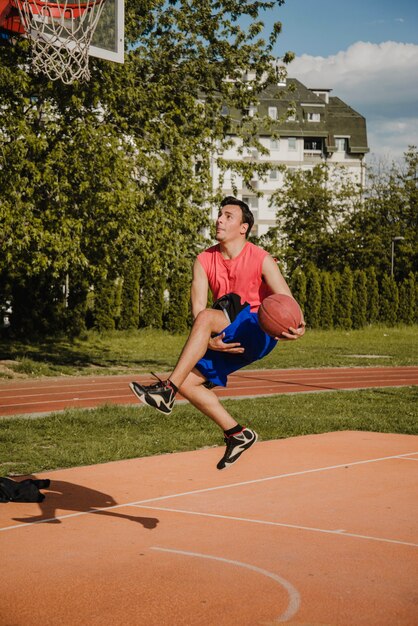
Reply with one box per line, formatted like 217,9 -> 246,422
130,197 -> 305,469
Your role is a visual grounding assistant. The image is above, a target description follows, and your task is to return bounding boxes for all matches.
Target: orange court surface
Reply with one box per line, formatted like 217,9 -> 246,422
1,430 -> 417,625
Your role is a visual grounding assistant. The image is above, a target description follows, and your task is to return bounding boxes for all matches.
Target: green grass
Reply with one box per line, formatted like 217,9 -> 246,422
1,326 -> 416,475
1,387 -> 417,475
0,325 -> 417,379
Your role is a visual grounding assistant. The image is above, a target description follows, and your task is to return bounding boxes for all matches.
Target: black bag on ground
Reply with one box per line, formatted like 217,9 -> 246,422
0,477 -> 51,503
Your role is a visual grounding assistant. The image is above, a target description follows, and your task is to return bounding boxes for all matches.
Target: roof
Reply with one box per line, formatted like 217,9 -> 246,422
227,78 -> 369,155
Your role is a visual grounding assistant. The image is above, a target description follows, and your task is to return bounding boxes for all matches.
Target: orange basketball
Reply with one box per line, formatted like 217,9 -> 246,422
258,294 -> 303,338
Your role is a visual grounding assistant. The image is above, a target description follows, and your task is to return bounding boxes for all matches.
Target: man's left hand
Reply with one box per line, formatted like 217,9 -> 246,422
277,322 -> 306,341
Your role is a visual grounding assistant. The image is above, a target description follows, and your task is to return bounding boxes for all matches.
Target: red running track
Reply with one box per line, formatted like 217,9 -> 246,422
0,366 -> 417,418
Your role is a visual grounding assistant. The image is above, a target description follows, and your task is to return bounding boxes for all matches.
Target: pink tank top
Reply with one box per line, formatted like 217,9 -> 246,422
197,242 -> 272,312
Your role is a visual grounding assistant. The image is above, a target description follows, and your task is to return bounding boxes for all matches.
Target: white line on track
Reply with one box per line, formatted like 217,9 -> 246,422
150,547 -> 301,623
1,451 -> 417,533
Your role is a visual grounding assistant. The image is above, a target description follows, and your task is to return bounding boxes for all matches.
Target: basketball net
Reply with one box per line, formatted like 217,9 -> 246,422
13,0 -> 106,83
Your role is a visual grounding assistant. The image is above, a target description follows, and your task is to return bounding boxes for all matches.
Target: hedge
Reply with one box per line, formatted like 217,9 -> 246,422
84,267 -> 418,334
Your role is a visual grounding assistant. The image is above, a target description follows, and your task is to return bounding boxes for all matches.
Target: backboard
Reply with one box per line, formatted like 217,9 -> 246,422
0,0 -> 124,83
89,0 -> 124,64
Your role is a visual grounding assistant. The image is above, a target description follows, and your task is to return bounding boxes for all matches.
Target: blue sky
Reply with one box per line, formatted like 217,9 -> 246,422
258,0 -> 418,160
271,0 -> 418,57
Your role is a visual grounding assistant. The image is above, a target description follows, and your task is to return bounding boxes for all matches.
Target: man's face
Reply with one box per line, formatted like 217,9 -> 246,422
215,204 -> 248,242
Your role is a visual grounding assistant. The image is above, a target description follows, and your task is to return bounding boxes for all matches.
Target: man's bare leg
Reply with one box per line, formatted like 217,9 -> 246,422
180,368 -> 258,470
168,309 -> 228,390
179,369 -> 238,430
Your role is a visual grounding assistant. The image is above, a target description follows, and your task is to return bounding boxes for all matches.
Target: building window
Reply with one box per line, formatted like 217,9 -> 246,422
304,138 -> 323,152
307,112 -> 321,122
221,104 -> 229,116
270,138 -> 280,150
288,137 -> 297,151
244,105 -> 257,117
242,196 -> 259,210
286,110 -> 296,122
269,169 -> 280,180
311,90 -> 329,103
335,137 -> 348,152
268,106 -> 278,120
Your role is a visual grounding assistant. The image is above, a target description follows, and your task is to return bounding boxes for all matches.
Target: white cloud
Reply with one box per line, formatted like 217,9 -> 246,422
288,41 -> 418,159
367,117 -> 418,162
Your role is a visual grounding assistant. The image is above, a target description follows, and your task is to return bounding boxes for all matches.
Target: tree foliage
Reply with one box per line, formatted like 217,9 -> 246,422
343,148 -> 418,280
272,164 -> 360,273
0,0 -> 289,336
271,148 -> 417,282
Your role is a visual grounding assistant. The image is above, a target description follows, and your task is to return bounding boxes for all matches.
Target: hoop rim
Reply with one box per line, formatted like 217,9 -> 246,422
11,0 -> 103,8
10,0 -> 104,19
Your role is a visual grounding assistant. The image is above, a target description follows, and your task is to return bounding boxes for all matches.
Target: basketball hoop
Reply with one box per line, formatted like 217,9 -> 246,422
11,0 -> 106,83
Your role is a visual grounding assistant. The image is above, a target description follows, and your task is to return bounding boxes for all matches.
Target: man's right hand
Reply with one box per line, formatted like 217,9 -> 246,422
208,332 -> 244,353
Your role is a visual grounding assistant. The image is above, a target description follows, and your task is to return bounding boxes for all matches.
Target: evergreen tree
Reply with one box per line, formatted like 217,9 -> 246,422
305,264 -> 321,329
119,260 -> 141,330
334,267 -> 353,329
166,263 -> 192,333
319,271 -> 334,329
331,272 -> 341,328
379,274 -> 399,326
140,263 -> 165,329
65,273 -> 90,337
290,268 -> 307,315
398,273 -> 416,325
352,270 -> 368,329
93,278 -> 116,331
366,267 -> 380,324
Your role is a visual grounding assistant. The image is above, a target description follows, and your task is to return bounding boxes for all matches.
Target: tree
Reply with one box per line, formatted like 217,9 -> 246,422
366,267 -> 380,324
398,273 -> 416,325
271,164 -> 359,273
334,267 -> 353,330
352,270 -> 368,329
319,271 -> 334,329
93,277 -> 116,331
166,261 -> 193,333
379,274 -> 399,326
290,268 -> 307,314
342,147 -> 418,280
305,264 -> 321,329
119,259 -> 141,330
0,0 -> 290,336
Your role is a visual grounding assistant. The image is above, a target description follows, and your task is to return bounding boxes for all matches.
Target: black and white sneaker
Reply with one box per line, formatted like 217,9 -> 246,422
217,428 -> 258,470
129,375 -> 176,415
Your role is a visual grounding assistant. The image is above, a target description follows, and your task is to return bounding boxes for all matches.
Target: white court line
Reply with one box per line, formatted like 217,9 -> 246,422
136,505 -> 418,548
111,450 -> 418,507
151,547 -> 301,623
0,451 -> 416,533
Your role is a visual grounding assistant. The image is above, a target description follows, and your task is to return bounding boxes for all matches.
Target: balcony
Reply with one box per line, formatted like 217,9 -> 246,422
303,150 -> 325,163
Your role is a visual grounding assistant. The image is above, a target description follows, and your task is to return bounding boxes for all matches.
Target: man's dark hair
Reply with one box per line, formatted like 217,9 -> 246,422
220,196 -> 254,238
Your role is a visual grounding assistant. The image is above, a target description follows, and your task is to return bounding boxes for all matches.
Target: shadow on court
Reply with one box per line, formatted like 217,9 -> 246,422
10,479 -> 159,529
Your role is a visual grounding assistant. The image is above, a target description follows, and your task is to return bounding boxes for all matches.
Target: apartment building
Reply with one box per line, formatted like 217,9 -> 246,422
210,78 -> 369,236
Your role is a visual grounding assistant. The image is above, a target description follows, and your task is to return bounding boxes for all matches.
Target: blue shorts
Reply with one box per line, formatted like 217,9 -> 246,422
195,305 -> 278,387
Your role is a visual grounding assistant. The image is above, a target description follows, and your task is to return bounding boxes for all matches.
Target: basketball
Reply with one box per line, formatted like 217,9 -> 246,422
258,294 -> 303,338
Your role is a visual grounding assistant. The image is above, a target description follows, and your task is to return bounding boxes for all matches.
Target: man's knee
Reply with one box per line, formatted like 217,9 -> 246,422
194,308 -> 226,333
